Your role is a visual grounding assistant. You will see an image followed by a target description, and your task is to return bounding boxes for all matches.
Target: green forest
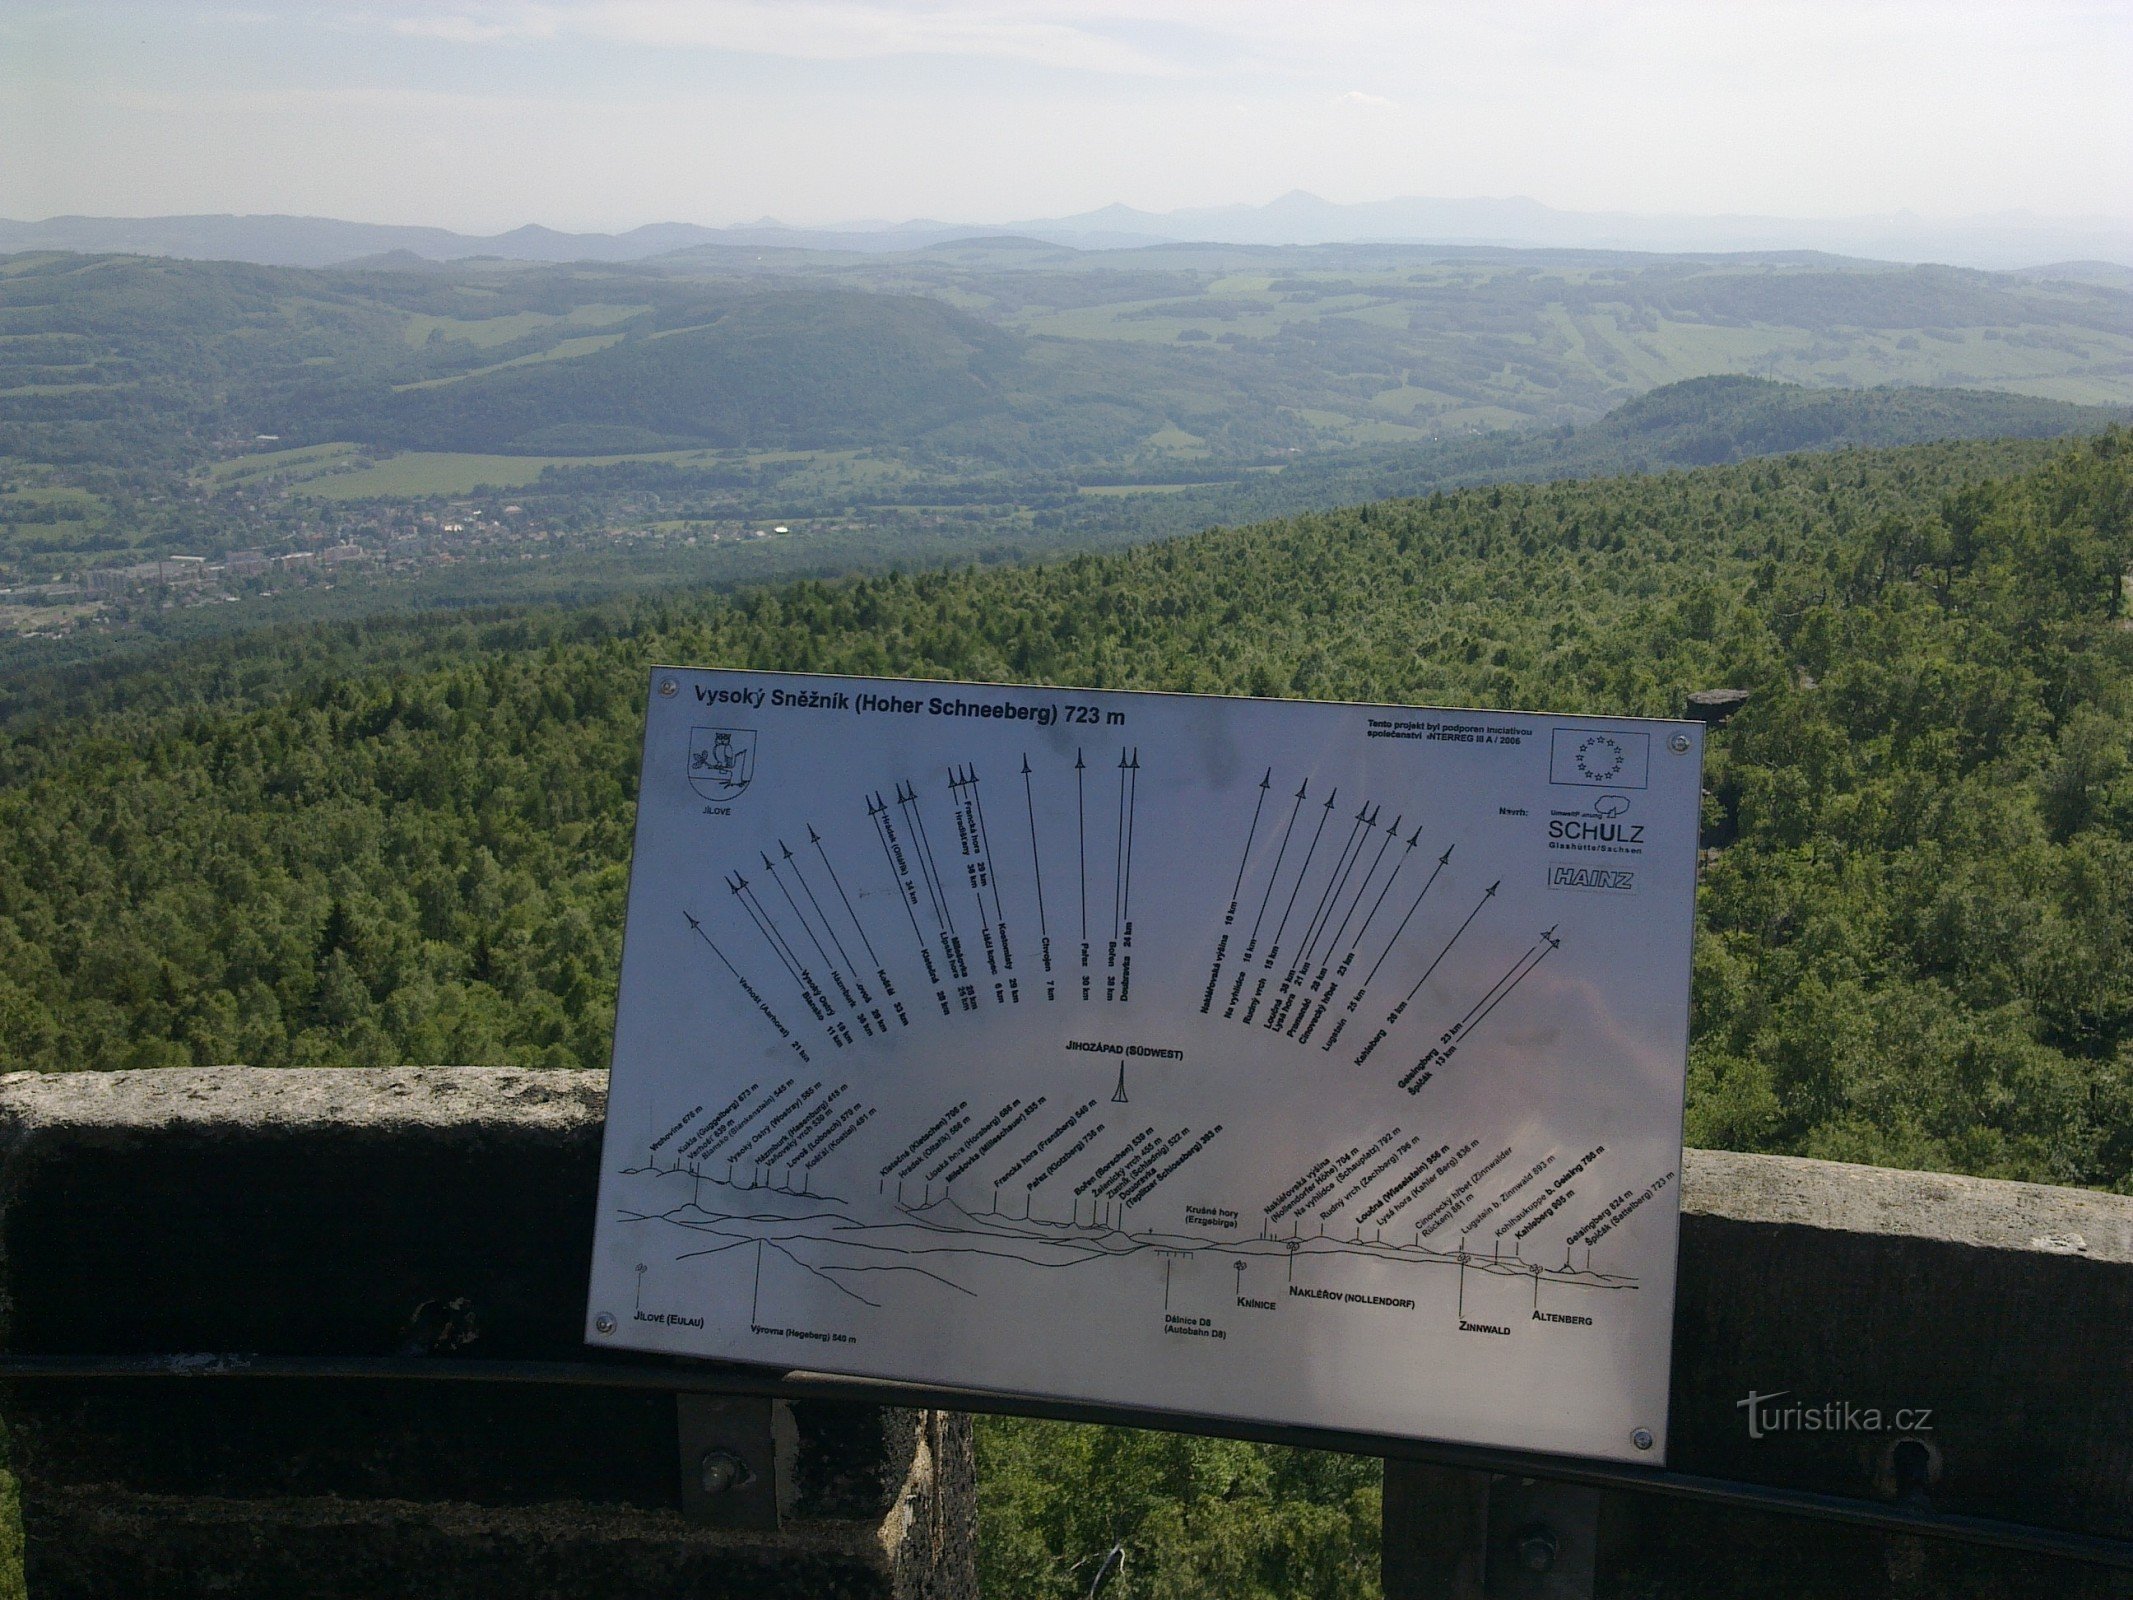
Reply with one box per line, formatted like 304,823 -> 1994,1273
1,426 -> 2130,1594
7,428 -> 2130,1188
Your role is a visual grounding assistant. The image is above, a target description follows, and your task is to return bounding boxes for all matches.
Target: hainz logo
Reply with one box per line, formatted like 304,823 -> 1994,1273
1549,728 -> 1650,789
689,726 -> 757,801
1548,865 -> 1636,893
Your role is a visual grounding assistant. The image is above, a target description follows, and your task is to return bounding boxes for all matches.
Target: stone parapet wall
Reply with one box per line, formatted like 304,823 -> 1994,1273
0,1068 -> 974,1600
3,1068 -> 2130,1597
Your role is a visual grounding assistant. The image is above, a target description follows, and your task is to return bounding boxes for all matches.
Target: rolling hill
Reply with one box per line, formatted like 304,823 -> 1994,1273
7,242 -> 2133,482
1,240 -> 2128,664
336,291 -> 1022,455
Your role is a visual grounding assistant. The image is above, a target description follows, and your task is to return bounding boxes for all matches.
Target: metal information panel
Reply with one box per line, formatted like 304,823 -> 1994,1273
590,669 -> 1702,1464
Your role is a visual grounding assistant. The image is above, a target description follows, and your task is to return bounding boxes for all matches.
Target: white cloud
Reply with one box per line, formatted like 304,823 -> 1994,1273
1337,89 -> 1392,108
368,1 -> 1190,75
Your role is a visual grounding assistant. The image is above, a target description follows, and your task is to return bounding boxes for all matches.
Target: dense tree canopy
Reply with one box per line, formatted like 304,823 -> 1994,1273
3,429 -> 2130,1594
978,1422 -> 1382,1600
5,433 -> 2130,1192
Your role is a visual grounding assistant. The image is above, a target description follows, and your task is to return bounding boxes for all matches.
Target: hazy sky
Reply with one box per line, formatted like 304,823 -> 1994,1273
5,1 -> 2129,232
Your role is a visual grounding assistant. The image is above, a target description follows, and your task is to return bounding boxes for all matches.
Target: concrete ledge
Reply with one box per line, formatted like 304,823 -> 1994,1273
1646,1148 -> 2133,1597
0,1065 -> 605,1139
0,1067 -> 975,1600
1683,1146 -> 2133,1263
4,1069 -> 2130,1598
1667,1146 -> 2133,1539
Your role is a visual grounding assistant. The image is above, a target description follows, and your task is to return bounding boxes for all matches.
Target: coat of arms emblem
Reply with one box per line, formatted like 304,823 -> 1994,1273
689,727 -> 757,801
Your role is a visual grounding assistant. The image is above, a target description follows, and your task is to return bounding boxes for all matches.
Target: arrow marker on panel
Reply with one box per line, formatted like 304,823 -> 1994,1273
1224,769 -> 1274,926
683,911 -> 802,1054
1296,813 -> 1401,1045
1245,779 -> 1310,961
1294,802 -> 1374,980
809,823 -> 899,1010
1106,748 -> 1139,1001
1390,880 -> 1500,1018
1319,811 -> 1401,987
1399,926 -> 1562,1092
1276,800 -> 1373,1030
728,872 -> 829,1022
765,847 -> 862,1017
1358,841 -> 1453,992
1235,778 -> 1310,1023
1451,925 -> 1561,1043
950,767 -> 1003,984
869,792 -> 948,1001
1266,788 -> 1336,969
1075,749 -> 1093,995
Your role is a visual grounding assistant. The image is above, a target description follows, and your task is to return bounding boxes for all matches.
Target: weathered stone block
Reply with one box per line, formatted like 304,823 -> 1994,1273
0,1068 -> 976,1600
1387,1150 -> 2133,1598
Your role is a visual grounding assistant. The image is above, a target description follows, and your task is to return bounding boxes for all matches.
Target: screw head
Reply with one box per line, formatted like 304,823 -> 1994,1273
1668,732 -> 1692,754
700,1449 -> 746,1495
1631,1426 -> 1656,1451
593,1312 -> 617,1335
658,677 -> 679,698
1515,1525 -> 1558,1573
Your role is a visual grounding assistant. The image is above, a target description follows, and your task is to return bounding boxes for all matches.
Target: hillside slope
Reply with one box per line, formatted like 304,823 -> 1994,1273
7,246 -> 2132,480
3,431 -> 2129,1197
337,291 -> 1022,454
1120,377 -> 2130,536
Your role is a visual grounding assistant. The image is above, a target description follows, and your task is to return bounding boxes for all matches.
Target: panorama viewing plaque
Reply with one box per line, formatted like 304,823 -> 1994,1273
589,669 -> 1702,1463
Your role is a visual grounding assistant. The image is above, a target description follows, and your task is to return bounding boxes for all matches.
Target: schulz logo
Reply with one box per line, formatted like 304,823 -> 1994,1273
1547,792 -> 1646,852
689,727 -> 757,801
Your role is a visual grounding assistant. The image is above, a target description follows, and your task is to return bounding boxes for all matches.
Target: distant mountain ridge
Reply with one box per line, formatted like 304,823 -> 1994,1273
4,192 -> 2129,272
1023,191 -> 2133,270
0,214 -> 737,270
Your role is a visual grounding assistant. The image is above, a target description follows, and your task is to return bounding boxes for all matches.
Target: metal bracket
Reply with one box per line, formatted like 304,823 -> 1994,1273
1484,1477 -> 1599,1599
3,1356 -> 2126,1573
675,1393 -> 795,1529
1381,1466 -> 1598,1600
